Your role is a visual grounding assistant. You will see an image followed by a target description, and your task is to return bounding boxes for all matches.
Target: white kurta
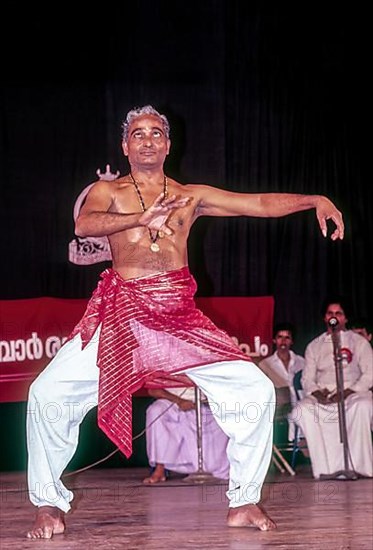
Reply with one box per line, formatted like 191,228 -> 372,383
289,330 -> 373,478
258,351 -> 305,440
258,350 -> 305,407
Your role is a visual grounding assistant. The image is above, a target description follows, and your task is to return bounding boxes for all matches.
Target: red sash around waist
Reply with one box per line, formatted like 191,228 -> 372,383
68,267 -> 249,457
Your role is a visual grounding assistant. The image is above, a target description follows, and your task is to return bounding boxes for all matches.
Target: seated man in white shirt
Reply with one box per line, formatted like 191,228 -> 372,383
143,386 -> 230,484
289,297 -> 373,479
258,323 -> 305,441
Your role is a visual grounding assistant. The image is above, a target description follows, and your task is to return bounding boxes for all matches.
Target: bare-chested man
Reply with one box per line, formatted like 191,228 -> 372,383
26,105 -> 344,539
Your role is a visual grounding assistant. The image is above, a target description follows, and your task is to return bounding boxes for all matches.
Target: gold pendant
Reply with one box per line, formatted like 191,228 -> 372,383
150,242 -> 160,252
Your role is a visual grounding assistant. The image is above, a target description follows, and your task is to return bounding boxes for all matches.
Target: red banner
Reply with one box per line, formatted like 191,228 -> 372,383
0,296 -> 274,402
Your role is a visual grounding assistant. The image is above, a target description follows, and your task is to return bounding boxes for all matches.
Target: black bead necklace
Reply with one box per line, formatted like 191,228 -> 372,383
130,173 -> 168,252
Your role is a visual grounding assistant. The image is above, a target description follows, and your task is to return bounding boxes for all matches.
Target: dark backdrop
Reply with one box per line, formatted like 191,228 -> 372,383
1,4 -> 371,354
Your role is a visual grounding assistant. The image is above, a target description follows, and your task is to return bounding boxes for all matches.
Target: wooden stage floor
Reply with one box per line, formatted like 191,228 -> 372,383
1,465 -> 372,549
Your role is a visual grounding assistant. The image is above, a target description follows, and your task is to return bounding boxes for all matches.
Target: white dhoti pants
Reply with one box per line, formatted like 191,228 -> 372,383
27,329 -> 275,512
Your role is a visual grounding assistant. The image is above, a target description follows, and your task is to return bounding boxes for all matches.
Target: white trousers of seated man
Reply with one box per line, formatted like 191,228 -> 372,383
27,327 -> 275,513
289,393 -> 373,478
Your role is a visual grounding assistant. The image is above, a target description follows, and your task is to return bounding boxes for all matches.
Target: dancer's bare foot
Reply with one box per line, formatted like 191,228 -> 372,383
227,504 -> 277,531
26,506 -> 65,539
142,464 -> 167,485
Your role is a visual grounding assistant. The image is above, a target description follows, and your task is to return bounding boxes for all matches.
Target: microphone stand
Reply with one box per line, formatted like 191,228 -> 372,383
182,386 -> 222,484
320,325 -> 358,481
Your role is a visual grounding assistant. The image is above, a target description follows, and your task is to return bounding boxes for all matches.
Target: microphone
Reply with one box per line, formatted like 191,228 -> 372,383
328,317 -> 339,329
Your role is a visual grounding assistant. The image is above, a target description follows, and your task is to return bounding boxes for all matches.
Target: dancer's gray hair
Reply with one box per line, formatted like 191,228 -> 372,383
121,105 -> 170,141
